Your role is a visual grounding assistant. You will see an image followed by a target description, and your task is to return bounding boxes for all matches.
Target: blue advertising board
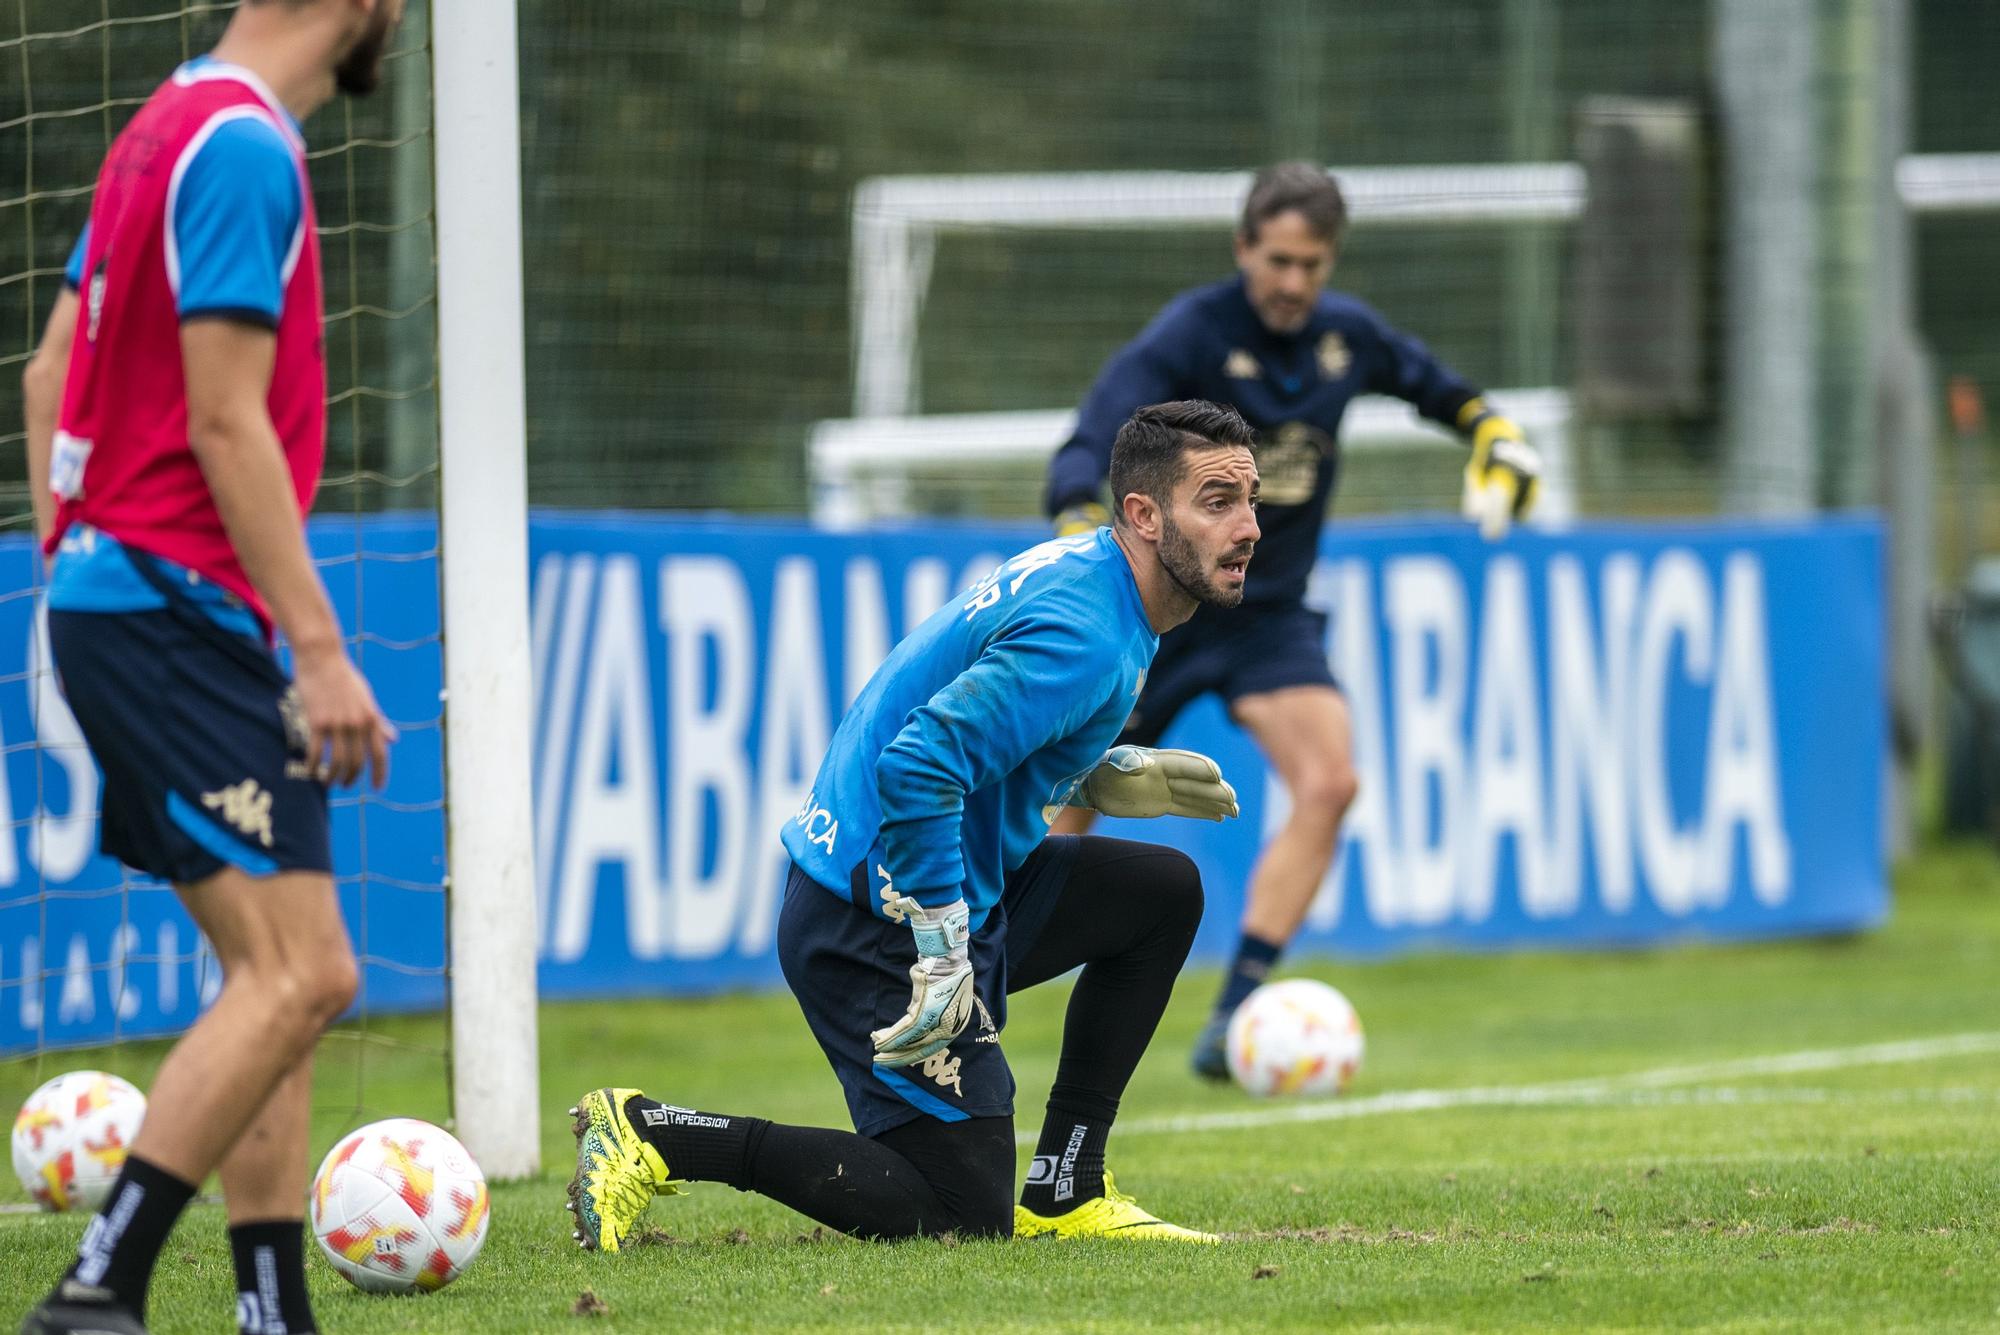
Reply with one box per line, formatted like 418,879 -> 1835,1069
0,515 -> 448,1057
0,513 -> 1885,1054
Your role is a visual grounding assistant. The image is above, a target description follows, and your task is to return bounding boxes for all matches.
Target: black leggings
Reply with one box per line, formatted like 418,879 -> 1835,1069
687,836 -> 1203,1239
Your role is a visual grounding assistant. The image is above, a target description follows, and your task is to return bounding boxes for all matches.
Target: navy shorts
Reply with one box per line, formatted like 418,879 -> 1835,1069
778,836 -> 1081,1138
1120,598 -> 1339,747
48,592 -> 330,885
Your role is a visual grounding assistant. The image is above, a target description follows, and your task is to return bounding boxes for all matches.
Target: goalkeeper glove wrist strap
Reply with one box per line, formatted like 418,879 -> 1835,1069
888,896 -> 969,955
1455,395 -> 1494,433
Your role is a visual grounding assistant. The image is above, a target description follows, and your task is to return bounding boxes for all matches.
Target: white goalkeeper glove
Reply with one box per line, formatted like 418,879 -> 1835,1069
1062,745 -> 1239,822
1458,400 -> 1541,540
869,896 -> 975,1068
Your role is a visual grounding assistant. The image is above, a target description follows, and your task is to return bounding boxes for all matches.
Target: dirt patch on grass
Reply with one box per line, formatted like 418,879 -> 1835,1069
1667,1216 -> 1880,1237
621,1226 -> 688,1249
1229,1224 -> 1454,1245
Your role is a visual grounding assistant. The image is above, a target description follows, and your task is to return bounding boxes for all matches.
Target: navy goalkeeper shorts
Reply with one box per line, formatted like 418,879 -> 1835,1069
777,836 -> 1081,1138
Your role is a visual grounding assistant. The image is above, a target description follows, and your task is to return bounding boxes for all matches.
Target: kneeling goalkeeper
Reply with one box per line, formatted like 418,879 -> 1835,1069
568,400 -> 1260,1246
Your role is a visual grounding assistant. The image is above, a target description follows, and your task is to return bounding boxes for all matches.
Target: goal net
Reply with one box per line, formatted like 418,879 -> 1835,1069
0,0 -> 535,1193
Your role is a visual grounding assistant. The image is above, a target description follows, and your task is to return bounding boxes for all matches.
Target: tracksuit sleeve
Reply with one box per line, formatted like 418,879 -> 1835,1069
1359,308 -> 1483,430
1044,334 -> 1186,516
875,614 -> 1106,905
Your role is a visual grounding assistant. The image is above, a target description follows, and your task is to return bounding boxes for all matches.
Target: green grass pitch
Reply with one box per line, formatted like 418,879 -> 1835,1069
4,844 -> 1998,1331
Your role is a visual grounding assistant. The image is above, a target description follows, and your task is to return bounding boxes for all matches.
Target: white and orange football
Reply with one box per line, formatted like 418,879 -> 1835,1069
1225,978 -> 1365,1098
11,1070 -> 146,1211
309,1117 -> 490,1294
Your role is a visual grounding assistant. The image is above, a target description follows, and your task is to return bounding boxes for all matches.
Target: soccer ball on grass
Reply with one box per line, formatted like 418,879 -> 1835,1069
1226,978 -> 1365,1098
11,1070 -> 146,1211
309,1117 -> 490,1294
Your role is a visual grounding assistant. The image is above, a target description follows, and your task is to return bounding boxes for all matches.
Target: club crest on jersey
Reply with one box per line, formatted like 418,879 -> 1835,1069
1317,332 -> 1352,378
1224,348 -> 1262,380
1255,421 -> 1334,506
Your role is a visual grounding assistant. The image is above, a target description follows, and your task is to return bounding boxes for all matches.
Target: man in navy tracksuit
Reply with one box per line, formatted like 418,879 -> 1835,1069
1044,163 -> 1541,1079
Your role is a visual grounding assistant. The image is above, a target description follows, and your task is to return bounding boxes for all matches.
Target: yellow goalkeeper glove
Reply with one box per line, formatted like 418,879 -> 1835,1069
1053,501 -> 1111,537
1458,398 -> 1541,540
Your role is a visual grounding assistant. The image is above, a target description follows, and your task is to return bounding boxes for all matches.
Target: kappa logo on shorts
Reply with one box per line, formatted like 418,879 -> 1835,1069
203,780 -> 275,849
922,1050 -> 963,1097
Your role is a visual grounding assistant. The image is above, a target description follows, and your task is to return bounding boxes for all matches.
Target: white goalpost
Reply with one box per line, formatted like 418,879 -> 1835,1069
821,155 -> 2000,527
821,164 -> 1590,529
432,0 -> 539,1182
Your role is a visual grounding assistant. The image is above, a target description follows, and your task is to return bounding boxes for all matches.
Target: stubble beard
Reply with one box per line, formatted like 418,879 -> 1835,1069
1159,512 -> 1244,610
334,11 -> 394,95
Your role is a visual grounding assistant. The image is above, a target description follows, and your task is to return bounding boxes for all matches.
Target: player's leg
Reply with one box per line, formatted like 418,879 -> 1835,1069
1004,835 -> 1214,1239
573,1091 -> 1015,1244
135,870 -> 353,1179
1232,683 -> 1359,941
568,866 -> 1019,1248
215,1056 -> 319,1335
30,869 -> 353,1332
1189,682 -> 1358,1077
29,604 -> 344,1334
216,1059 -> 313,1220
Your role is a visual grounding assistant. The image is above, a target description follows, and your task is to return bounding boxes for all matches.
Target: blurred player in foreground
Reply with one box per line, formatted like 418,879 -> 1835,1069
18,2 -> 403,1332
1044,163 -> 1541,1079
569,402 -> 1258,1247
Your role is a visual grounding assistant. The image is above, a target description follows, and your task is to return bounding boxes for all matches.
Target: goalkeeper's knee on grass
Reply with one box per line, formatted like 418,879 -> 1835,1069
621,1094 -> 1017,1241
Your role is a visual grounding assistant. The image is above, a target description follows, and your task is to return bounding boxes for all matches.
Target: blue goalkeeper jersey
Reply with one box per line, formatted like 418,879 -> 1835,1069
1045,275 -> 1480,606
781,527 -> 1157,930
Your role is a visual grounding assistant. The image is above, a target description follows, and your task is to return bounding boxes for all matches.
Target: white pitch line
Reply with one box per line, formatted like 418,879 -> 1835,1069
1054,1031 -> 2000,1144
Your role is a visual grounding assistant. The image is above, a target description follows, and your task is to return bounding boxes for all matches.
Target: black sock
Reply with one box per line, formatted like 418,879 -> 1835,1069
625,1095 -> 975,1239
1213,931 -> 1283,1018
230,1220 -> 315,1335
62,1155 -> 196,1317
624,1095 -> 763,1187
1021,1102 -> 1112,1214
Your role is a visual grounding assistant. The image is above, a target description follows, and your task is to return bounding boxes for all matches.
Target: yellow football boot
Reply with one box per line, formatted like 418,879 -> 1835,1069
1014,1170 -> 1218,1243
565,1087 -> 683,1253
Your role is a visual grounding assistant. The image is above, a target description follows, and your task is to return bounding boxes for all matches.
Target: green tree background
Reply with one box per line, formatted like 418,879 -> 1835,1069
3,1 -> 1996,514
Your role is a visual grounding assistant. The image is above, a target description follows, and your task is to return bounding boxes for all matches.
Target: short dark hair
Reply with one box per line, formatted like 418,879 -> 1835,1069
1240,162 -> 1347,244
1109,401 -> 1257,526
